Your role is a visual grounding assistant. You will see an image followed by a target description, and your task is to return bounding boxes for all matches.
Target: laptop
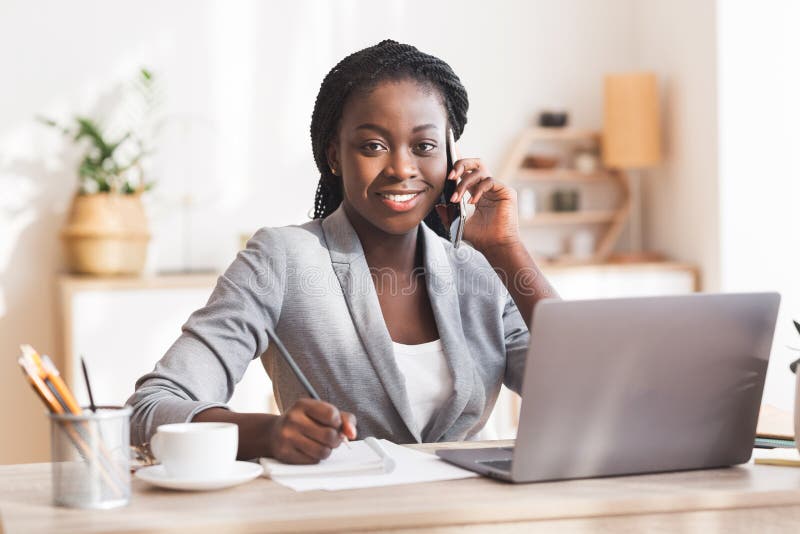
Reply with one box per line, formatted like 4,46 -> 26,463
437,292 -> 781,483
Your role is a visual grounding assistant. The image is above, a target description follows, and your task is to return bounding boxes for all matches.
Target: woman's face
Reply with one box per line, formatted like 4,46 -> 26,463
327,78 -> 449,237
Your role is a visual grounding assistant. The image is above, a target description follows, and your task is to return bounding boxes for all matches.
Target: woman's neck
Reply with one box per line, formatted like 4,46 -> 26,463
342,203 -> 421,273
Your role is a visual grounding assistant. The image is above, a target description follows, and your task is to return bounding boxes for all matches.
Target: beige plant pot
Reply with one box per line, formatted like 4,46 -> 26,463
61,193 -> 151,275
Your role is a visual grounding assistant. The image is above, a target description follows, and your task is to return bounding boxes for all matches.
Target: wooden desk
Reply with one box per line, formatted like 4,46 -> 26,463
3,441 -> 800,533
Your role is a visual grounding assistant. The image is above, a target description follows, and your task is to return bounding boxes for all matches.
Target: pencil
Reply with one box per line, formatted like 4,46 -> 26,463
45,380 -> 70,413
18,359 -> 63,414
264,325 -> 352,449
40,353 -> 83,415
18,352 -> 126,497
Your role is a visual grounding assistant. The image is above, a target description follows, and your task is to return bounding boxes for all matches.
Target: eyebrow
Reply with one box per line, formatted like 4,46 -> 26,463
355,123 -> 438,136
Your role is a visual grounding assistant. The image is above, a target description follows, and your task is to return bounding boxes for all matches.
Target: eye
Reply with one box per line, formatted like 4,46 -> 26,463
361,141 -> 387,153
416,142 -> 437,153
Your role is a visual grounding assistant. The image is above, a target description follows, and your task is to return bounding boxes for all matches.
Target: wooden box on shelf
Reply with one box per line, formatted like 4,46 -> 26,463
498,127 -> 631,265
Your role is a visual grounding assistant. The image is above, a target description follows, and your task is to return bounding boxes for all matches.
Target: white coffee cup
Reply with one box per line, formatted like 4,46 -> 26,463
150,422 -> 238,480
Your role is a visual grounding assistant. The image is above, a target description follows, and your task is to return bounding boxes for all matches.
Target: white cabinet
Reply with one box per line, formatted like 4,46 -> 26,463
543,262 -> 698,299
58,275 -> 275,415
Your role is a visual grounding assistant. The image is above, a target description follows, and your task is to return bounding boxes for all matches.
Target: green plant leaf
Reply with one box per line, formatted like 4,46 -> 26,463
37,66 -> 159,195
36,115 -> 58,128
36,115 -> 71,135
74,117 -> 110,156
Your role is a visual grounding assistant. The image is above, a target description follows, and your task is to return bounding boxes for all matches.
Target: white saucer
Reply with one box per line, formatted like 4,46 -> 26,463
135,461 -> 263,491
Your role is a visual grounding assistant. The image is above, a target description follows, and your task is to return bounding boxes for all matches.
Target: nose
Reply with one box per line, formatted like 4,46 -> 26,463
384,148 -> 418,181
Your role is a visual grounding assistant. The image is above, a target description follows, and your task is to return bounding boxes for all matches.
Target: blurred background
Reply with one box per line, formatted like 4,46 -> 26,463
2,0 -> 799,464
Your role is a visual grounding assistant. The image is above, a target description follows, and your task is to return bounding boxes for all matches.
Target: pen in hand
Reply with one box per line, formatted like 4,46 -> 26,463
264,324 -> 353,450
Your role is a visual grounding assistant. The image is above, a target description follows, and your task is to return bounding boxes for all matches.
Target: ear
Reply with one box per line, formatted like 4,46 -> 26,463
325,139 -> 341,176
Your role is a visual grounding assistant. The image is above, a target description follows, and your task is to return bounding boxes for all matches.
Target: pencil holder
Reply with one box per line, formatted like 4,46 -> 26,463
48,405 -> 132,509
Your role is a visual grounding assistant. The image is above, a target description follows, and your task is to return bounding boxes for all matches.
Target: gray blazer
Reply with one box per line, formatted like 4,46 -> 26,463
127,204 -> 531,446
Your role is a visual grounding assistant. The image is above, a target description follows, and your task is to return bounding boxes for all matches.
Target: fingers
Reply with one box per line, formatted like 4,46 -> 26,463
272,399 -> 359,464
289,452 -> 317,464
288,408 -> 341,448
292,432 -> 334,461
468,176 -> 498,205
341,412 -> 358,440
280,444 -> 319,465
272,413 -> 334,464
447,158 -> 494,204
271,422 -> 326,464
447,157 -> 482,182
453,170 -> 492,204
286,444 -> 323,465
301,398 -> 342,429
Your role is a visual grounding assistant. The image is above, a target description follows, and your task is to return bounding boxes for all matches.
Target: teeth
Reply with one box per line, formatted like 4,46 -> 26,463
380,192 -> 419,202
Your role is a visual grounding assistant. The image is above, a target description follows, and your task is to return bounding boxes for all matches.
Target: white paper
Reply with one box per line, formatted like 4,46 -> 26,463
261,439 -> 478,491
261,440 -> 384,477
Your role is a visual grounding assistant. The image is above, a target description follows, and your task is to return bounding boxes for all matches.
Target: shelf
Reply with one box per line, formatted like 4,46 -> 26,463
515,168 -> 611,183
538,257 -> 599,268
528,128 -> 600,142
520,211 -> 617,226
500,125 -> 632,264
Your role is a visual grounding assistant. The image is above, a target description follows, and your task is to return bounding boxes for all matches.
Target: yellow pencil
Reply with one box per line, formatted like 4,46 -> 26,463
18,352 -> 126,498
41,355 -> 82,415
18,358 -> 63,414
21,345 -> 82,414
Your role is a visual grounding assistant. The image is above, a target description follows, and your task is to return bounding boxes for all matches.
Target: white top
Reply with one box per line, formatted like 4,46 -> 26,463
392,338 -> 453,436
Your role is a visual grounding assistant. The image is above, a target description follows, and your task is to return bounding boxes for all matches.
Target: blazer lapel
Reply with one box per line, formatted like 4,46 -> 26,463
321,205 -> 421,442
417,223 -> 482,442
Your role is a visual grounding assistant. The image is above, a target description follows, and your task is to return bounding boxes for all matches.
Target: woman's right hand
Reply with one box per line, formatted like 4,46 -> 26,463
266,398 -> 357,464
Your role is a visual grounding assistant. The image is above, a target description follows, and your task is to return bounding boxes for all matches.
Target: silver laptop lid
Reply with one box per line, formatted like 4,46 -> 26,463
512,292 -> 780,482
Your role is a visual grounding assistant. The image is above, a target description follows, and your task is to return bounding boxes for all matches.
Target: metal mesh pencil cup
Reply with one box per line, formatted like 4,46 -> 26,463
48,405 -> 132,509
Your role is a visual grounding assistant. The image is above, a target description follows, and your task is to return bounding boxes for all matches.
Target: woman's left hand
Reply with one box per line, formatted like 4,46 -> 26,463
444,157 -> 521,253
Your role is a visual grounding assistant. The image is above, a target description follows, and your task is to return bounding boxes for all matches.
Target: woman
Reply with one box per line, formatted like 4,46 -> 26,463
128,40 -> 558,464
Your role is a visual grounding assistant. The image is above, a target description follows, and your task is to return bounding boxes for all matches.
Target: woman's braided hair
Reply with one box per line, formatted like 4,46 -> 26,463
310,39 -> 469,238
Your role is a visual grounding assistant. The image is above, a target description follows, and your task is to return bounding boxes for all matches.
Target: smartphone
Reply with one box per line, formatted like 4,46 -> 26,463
442,128 -> 468,248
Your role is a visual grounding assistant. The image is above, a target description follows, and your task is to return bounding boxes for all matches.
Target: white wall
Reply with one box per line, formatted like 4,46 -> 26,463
634,0 -> 720,292
631,0 -> 799,417
0,0 -> 638,463
717,0 -> 800,412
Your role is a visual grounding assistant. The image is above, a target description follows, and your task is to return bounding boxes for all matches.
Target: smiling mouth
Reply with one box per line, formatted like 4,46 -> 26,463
375,189 -> 428,213
377,192 -> 423,202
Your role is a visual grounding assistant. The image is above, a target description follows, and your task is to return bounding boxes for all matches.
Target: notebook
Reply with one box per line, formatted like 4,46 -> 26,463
261,437 -> 392,477
260,438 -> 477,492
753,447 -> 800,467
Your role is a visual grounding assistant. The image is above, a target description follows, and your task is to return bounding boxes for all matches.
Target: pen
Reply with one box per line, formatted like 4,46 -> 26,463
17,356 -> 126,497
18,347 -> 128,495
264,324 -> 352,449
80,355 -> 98,412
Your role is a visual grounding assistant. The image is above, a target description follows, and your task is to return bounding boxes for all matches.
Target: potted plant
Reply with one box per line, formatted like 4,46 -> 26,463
41,68 -> 159,275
